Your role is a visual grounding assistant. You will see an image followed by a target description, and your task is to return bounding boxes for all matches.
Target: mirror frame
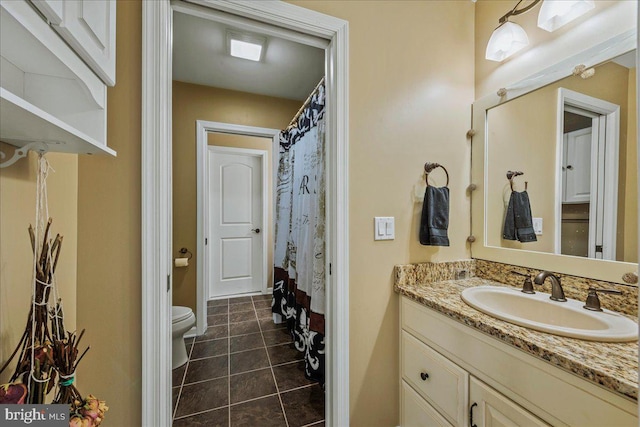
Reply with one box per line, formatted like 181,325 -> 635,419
472,29 -> 637,284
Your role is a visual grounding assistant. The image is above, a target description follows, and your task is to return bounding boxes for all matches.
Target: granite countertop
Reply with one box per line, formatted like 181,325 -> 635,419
395,277 -> 639,401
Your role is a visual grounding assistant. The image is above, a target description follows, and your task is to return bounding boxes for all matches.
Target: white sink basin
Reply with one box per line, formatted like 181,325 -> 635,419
461,286 -> 638,342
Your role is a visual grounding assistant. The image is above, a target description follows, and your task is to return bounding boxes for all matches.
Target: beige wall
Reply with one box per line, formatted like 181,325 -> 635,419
485,62 -> 634,262
66,1 -> 474,426
286,2 -> 474,425
0,147 -> 77,385
172,82 -> 300,310
76,1 -> 142,425
624,68 -> 638,262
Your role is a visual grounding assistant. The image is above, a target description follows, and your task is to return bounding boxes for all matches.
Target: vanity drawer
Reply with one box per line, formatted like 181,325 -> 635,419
401,330 -> 468,426
401,380 -> 453,427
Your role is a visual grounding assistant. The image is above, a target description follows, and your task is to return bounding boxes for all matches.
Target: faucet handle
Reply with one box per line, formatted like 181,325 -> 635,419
583,288 -> 623,312
510,270 -> 534,294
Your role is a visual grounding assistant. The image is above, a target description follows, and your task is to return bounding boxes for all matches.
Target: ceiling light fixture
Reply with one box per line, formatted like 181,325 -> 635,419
227,31 -> 266,62
485,0 -> 595,62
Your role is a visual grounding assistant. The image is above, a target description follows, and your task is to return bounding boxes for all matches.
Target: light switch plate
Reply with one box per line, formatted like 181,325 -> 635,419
533,217 -> 543,235
374,217 -> 395,240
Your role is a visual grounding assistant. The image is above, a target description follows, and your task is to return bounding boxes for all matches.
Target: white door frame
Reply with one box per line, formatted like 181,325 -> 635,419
555,88 -> 620,260
142,2 -> 350,426
196,121 -> 278,336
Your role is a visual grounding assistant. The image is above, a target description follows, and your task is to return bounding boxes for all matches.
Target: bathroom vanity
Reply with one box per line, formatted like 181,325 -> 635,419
395,263 -> 638,427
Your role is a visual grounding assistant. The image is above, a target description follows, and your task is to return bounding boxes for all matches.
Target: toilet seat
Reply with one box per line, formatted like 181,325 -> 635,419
172,306 -> 193,324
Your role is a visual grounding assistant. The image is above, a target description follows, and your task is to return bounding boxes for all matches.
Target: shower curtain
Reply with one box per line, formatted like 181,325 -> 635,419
272,81 -> 326,385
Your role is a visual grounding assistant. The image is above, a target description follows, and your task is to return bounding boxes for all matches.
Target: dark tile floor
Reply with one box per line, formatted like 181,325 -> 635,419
173,294 -> 325,427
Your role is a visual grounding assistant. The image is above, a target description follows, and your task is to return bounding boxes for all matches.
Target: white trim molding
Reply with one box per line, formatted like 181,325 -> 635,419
142,2 -> 349,426
196,120 -> 278,336
554,89 -> 620,261
141,1 -> 173,426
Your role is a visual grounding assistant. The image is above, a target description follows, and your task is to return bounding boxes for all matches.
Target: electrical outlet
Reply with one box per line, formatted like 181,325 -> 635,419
533,217 -> 543,235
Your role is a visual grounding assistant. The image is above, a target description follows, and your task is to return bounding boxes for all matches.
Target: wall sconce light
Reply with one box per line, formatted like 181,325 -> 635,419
538,0 -> 595,32
485,0 -> 595,62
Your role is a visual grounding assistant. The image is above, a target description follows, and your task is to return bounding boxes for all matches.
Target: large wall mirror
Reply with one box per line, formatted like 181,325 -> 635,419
472,28 -> 637,284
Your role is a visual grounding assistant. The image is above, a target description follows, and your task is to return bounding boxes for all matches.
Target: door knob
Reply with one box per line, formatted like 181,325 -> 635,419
566,165 -> 574,170
251,228 -> 261,234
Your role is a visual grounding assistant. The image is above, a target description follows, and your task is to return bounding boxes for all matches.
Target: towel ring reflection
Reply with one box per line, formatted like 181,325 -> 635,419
424,162 -> 449,187
506,170 -> 527,191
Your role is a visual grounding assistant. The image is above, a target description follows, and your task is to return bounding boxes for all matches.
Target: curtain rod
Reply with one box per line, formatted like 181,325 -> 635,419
286,76 -> 325,130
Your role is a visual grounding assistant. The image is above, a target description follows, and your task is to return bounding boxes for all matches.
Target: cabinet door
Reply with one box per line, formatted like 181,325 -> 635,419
562,127 -> 592,203
31,0 -> 64,24
33,0 -> 116,86
401,331 -> 468,426
402,381 -> 453,427
469,378 -> 550,427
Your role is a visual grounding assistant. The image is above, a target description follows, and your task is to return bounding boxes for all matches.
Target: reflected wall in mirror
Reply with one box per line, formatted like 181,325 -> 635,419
486,50 -> 637,263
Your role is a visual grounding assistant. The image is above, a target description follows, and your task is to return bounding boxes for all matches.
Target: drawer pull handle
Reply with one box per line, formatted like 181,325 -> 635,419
469,402 -> 478,427
420,372 -> 429,381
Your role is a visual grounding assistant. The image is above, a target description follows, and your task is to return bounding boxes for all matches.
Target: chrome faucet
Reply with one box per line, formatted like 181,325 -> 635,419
534,271 -> 566,302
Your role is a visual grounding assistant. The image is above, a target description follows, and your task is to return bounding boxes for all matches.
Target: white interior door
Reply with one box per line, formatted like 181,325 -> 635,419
209,147 -> 263,297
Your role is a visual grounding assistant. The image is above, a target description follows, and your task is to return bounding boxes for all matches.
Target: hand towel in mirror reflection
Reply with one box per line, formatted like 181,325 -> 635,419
503,191 -> 537,242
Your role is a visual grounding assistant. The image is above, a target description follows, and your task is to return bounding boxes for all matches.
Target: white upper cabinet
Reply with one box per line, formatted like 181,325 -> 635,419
31,0 -> 116,86
0,0 -> 115,156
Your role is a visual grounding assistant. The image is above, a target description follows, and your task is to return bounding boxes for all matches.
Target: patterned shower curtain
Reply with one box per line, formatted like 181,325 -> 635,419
272,81 -> 326,385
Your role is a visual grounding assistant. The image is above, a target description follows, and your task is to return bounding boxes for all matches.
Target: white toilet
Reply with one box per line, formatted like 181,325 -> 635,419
172,306 -> 196,369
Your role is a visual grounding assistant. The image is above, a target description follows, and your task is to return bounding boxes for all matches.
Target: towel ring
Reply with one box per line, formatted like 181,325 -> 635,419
506,170 -> 527,191
424,162 -> 449,187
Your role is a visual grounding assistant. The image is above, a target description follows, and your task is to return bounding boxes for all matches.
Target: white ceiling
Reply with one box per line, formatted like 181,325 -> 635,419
172,11 -> 325,101
611,50 -> 636,69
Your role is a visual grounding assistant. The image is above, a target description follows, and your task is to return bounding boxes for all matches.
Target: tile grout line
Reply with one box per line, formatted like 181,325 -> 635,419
181,373 -> 230,387
254,296 -> 291,427
279,382 -> 319,395
173,336 -> 195,421
230,392 -> 279,408
173,404 -> 228,421
176,390 -> 290,421
196,323 -> 284,344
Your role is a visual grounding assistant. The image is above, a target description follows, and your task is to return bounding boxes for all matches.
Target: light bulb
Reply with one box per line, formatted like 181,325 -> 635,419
485,21 -> 530,62
538,0 -> 595,32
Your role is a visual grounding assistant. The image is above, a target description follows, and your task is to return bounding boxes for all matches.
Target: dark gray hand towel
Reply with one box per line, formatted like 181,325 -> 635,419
419,186 -> 450,246
503,191 -> 537,242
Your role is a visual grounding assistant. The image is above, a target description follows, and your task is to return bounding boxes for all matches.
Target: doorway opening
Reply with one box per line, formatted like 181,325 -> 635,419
141,2 -> 350,426
195,122 -> 280,336
556,88 -> 620,260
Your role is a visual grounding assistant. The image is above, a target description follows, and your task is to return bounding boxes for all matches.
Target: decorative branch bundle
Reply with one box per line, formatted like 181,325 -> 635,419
0,219 -> 62,403
0,218 -> 107,426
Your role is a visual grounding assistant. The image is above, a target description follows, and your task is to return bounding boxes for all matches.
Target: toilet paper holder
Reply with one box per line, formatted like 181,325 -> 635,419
178,247 -> 192,260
